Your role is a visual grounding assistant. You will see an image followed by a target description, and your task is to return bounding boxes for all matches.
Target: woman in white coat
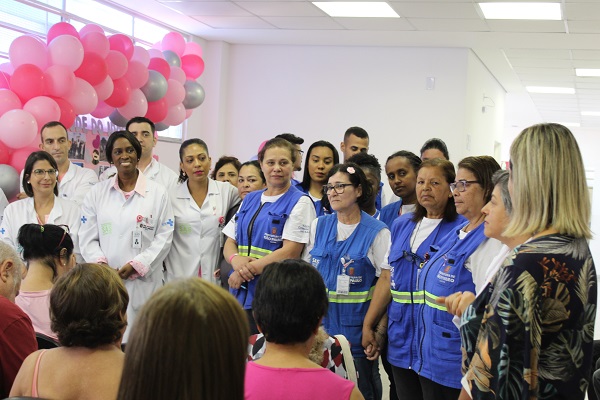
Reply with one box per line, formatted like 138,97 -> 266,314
79,130 -> 174,343
164,138 -> 240,284
0,151 -> 81,261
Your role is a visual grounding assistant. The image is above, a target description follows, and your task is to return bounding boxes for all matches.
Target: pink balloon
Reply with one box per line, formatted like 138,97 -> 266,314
124,61 -> 149,90
9,36 -> 48,70
47,22 -> 80,44
0,140 -> 9,164
108,34 -> 134,60
79,24 -> 104,37
0,72 -> 10,90
44,65 -> 76,97
104,78 -> 131,108
163,102 -> 186,126
169,66 -> 186,85
10,146 -> 39,172
0,109 -> 38,149
106,50 -> 128,79
185,108 -> 193,119
152,41 -> 162,50
147,49 -> 164,60
0,89 -> 22,118
165,79 -> 185,106
161,32 -> 185,56
23,96 -> 60,128
64,77 -> 98,115
145,98 -> 167,123
94,75 -> 114,101
148,58 -> 170,80
80,31 -> 110,58
131,46 -> 150,67
11,64 -> 46,103
47,35 -> 84,71
52,97 -> 76,129
75,52 -> 108,86
0,63 -> 15,75
91,101 -> 113,119
183,42 -> 203,57
118,89 -> 148,119
181,54 -> 205,79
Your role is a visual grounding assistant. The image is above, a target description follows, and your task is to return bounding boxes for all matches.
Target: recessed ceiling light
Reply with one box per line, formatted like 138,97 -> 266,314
478,2 -> 562,20
526,86 -> 575,94
313,2 -> 400,18
576,69 -> 600,77
557,122 -> 581,127
581,111 -> 600,117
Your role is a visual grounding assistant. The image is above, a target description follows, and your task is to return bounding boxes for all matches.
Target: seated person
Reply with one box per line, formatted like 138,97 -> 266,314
245,259 -> 364,400
10,263 -> 128,399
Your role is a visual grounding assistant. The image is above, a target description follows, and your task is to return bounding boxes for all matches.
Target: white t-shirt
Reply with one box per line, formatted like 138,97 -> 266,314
302,217 -> 391,277
459,231 -> 504,294
222,192 -> 315,244
380,217 -> 442,270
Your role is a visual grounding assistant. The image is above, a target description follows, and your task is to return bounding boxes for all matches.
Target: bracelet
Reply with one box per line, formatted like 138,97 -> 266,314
228,253 -> 239,264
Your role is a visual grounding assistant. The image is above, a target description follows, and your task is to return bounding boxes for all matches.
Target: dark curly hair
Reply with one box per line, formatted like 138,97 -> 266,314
322,162 -> 373,212
50,263 -> 129,348
18,223 -> 74,280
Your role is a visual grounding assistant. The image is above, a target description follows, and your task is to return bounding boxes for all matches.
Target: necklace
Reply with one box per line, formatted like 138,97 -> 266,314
410,220 -> 423,251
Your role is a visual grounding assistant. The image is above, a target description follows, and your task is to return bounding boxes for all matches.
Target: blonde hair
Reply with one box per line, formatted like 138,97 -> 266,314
505,123 -> 591,239
117,278 -> 249,400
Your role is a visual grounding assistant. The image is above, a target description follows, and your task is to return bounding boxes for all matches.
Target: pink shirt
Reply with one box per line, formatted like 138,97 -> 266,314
245,362 -> 355,400
15,290 -> 57,340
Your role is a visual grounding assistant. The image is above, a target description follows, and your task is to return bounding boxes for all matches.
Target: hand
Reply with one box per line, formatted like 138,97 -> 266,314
118,263 -> 135,280
362,328 -> 380,360
16,192 -> 28,200
228,270 -> 245,289
436,291 -> 476,317
237,262 -> 255,281
213,269 -> 221,279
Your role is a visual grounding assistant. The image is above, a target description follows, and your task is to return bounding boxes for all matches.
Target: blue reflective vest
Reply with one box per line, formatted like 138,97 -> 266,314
309,212 -> 387,357
386,213 -> 466,369
413,223 -> 487,388
230,186 -> 306,309
295,182 -> 329,217
380,199 -> 402,228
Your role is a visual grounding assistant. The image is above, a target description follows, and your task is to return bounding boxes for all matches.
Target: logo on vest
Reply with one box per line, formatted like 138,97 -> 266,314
263,232 -> 282,243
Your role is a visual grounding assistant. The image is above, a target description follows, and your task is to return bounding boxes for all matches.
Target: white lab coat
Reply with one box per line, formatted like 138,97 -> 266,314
99,158 -> 178,191
164,179 -> 240,284
0,189 -> 8,225
79,172 -> 174,342
20,161 -> 98,205
0,196 -> 82,261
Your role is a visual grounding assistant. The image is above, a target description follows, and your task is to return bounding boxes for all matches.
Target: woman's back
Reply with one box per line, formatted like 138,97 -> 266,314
11,346 -> 124,400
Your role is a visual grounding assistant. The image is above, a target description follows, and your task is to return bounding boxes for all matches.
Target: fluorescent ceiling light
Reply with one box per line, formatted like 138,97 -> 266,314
576,69 -> 600,77
313,2 -> 400,18
557,122 -> 580,127
478,2 -> 562,20
582,111 -> 600,117
526,86 -> 575,94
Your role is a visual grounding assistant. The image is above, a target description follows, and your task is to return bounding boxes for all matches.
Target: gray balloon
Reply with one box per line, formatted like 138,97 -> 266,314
155,122 -> 170,131
162,50 -> 181,68
182,80 -> 205,109
109,109 -> 128,127
141,70 -> 168,102
0,164 -> 20,199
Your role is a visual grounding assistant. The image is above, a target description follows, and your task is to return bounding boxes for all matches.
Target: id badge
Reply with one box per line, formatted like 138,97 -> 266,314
132,230 -> 142,249
336,274 -> 350,295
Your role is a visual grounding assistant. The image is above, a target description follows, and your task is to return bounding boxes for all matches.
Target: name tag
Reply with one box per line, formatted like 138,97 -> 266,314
132,230 -> 142,249
336,274 -> 350,296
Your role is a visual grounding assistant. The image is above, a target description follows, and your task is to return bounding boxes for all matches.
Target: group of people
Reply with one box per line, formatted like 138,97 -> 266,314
0,118 -> 596,400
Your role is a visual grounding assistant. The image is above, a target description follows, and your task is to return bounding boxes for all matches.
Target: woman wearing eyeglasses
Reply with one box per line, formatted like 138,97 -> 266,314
303,162 -> 390,400
362,158 -> 466,400
0,151 -> 81,261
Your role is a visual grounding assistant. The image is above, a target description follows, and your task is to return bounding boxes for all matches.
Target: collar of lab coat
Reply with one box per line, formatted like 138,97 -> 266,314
60,161 -> 76,185
26,196 -> 64,222
177,178 -> 220,199
110,170 -> 148,197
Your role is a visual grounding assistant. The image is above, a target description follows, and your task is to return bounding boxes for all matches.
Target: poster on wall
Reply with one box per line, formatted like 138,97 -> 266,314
67,115 -> 121,178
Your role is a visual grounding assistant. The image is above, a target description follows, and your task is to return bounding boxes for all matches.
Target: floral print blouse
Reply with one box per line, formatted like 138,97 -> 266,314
461,234 -> 597,399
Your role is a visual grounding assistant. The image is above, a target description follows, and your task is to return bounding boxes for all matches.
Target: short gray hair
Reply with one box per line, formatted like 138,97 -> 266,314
491,170 -> 511,215
0,242 -> 24,279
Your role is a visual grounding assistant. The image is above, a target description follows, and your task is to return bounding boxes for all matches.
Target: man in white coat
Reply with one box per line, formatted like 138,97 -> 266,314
17,121 -> 98,205
99,117 -> 178,191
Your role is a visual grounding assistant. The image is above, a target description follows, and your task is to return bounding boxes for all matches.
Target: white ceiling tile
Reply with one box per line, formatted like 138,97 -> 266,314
565,3 -> 600,20
504,49 -> 572,59
191,16 -> 275,28
572,50 -> 600,60
334,17 -> 415,30
509,58 -> 573,68
567,21 -> 600,33
576,82 -> 600,89
391,3 -> 481,18
261,16 -> 343,29
161,1 -> 252,16
513,67 -> 573,76
486,20 -> 566,33
409,18 -> 489,31
235,2 -> 325,17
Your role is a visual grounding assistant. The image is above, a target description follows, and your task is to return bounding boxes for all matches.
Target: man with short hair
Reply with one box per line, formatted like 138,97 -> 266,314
0,242 -> 37,398
18,121 -> 98,204
420,138 -> 449,161
99,117 -> 178,190
340,126 -> 369,161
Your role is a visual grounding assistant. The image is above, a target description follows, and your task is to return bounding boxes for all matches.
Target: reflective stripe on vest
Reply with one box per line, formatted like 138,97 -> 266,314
391,289 -> 425,304
422,290 -> 447,311
238,245 -> 272,259
327,286 -> 375,303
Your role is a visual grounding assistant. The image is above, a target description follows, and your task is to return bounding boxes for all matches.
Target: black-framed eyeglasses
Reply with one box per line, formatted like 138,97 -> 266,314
450,180 -> 480,193
323,183 -> 354,195
33,168 -> 58,177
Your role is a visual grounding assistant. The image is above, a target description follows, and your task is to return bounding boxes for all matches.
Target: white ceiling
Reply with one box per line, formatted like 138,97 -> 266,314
109,0 -> 600,128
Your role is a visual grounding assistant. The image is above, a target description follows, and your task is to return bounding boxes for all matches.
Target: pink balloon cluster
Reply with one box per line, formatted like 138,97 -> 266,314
0,23 -> 206,174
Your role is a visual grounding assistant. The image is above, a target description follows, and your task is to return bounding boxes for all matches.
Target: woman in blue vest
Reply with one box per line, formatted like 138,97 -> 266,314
304,162 -> 390,400
362,158 -> 465,400
404,156 -> 502,400
297,140 -> 339,216
223,137 -> 316,334
380,151 -> 421,228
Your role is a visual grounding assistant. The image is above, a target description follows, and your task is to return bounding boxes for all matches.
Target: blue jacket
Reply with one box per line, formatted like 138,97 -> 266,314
295,182 -> 329,217
230,186 -> 306,309
380,200 -> 402,228
413,223 -> 487,388
309,212 -> 387,357
386,213 -> 466,369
